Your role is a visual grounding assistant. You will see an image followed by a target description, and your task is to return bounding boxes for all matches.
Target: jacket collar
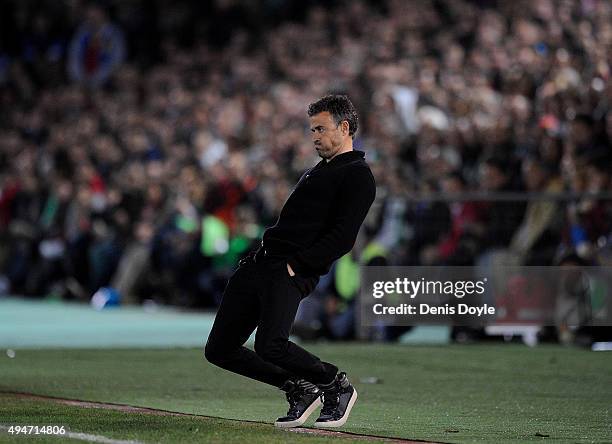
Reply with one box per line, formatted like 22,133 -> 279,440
314,150 -> 365,169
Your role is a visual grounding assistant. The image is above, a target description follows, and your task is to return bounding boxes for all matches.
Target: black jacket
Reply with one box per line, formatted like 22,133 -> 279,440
261,150 -> 376,277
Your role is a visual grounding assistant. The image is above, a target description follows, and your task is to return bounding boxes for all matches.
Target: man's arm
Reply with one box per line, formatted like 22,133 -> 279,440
287,167 -> 376,276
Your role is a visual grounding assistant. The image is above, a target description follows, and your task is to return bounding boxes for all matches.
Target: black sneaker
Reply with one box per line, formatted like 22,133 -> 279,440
274,379 -> 322,428
314,372 -> 358,428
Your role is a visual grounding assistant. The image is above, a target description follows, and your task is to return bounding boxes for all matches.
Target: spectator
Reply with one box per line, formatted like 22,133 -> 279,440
564,157 -> 612,259
510,155 -> 564,265
478,157 -> 525,250
68,4 -> 125,88
421,172 -> 484,266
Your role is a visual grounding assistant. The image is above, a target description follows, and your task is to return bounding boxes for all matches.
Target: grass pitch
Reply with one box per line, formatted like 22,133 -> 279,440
0,394 -> 371,444
1,344 -> 611,443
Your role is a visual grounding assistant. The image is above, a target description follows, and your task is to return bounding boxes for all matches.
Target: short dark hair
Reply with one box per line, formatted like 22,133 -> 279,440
443,170 -> 467,186
307,95 -> 359,138
573,113 -> 594,128
483,156 -> 508,173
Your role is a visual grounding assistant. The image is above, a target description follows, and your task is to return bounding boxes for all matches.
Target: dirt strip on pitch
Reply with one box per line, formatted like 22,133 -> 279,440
1,391 -> 442,444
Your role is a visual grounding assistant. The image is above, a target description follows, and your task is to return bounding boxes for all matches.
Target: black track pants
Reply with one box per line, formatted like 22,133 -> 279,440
204,257 -> 338,388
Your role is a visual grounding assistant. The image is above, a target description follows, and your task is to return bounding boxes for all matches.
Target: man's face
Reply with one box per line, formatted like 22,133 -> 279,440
309,112 -> 345,160
440,177 -> 463,194
522,160 -> 546,191
480,164 -> 507,191
570,121 -> 592,146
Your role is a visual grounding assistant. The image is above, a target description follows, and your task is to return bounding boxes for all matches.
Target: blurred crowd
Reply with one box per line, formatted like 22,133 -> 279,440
0,0 -> 611,337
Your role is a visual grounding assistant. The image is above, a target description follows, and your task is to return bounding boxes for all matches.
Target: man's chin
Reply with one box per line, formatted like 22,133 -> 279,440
315,148 -> 330,159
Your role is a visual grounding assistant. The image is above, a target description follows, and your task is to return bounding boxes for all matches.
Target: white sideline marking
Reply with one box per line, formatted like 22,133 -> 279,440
0,425 -> 144,444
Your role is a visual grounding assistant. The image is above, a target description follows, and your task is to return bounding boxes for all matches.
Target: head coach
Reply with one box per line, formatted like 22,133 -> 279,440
205,94 -> 376,429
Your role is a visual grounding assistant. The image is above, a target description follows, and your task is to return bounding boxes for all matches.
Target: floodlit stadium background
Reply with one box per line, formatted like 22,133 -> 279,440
0,0 -> 611,346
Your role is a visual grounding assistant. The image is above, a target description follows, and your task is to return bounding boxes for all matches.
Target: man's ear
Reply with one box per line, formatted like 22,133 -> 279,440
341,120 -> 350,136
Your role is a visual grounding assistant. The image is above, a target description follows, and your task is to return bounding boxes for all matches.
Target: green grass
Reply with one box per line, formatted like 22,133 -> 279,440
1,344 -> 611,443
0,394 -> 371,443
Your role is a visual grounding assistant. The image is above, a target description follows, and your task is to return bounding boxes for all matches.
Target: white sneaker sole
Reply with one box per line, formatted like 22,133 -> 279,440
274,397 -> 322,428
314,387 -> 358,428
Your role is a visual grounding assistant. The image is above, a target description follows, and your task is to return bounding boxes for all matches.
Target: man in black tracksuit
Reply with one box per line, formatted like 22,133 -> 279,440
205,95 -> 376,428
